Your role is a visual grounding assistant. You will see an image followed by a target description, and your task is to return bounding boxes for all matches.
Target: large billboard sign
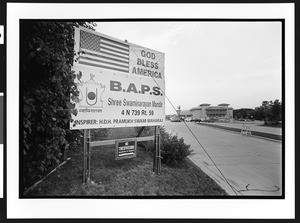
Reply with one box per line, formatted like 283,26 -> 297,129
70,26 -> 165,130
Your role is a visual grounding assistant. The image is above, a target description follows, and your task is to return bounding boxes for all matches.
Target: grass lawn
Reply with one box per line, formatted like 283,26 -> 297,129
258,123 -> 282,128
25,128 -> 227,197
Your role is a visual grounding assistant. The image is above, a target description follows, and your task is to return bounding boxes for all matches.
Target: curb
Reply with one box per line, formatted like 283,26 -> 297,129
187,156 -> 236,195
197,123 -> 282,141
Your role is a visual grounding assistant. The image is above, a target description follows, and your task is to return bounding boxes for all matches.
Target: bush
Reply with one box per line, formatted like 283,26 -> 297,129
160,128 -> 192,167
91,129 -> 109,141
136,127 -> 192,167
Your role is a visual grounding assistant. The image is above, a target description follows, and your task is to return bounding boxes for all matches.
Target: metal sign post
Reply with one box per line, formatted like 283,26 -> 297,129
83,129 -> 91,183
153,126 -> 161,174
157,126 -> 161,174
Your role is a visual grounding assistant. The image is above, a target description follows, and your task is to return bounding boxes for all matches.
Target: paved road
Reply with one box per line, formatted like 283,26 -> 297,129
164,121 -> 282,196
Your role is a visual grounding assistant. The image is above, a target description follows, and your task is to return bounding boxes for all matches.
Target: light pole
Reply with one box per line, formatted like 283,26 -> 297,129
177,105 -> 181,119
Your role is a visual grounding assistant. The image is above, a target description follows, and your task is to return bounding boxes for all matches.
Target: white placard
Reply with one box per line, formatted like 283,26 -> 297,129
129,43 -> 165,81
70,65 -> 165,129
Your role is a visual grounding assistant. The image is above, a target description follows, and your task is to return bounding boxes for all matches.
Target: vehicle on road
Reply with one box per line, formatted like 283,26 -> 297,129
185,117 -> 192,122
191,117 -> 201,122
170,117 -> 181,122
203,118 -> 214,123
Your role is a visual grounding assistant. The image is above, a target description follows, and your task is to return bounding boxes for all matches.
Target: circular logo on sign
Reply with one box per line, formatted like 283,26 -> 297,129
88,91 -> 96,100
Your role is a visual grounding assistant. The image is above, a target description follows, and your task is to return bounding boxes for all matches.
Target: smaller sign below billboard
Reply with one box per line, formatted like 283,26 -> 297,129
115,139 -> 137,160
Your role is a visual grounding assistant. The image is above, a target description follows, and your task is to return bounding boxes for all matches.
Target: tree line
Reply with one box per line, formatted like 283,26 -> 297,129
233,99 -> 282,125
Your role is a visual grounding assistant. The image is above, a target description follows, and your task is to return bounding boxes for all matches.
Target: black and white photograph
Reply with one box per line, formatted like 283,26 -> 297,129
20,20 -> 283,198
3,2 -> 297,221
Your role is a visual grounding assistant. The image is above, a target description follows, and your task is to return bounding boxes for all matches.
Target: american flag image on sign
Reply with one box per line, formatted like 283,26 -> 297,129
79,30 -> 129,73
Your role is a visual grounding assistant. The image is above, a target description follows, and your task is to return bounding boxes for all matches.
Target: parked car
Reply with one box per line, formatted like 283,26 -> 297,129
191,117 -> 201,122
204,118 -> 214,123
185,117 -> 192,122
202,118 -> 214,123
170,117 -> 181,122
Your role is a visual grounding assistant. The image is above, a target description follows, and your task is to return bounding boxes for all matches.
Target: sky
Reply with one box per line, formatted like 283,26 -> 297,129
95,22 -> 282,115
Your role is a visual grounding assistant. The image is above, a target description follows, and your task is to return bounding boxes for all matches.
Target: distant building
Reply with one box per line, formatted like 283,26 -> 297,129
189,103 -> 233,120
